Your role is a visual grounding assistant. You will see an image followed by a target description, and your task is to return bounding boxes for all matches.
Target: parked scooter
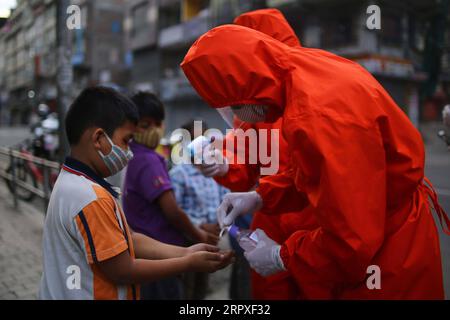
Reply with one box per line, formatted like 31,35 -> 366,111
438,105 -> 450,151
30,104 -> 60,161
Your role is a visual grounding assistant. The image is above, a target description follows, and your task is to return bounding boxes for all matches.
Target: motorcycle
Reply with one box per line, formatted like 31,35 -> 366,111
30,107 -> 60,161
438,130 -> 450,150
3,104 -> 60,202
439,105 -> 450,151
4,139 -> 59,202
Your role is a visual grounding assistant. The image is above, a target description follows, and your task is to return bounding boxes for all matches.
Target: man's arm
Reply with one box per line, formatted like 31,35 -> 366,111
157,190 -> 219,244
97,249 -> 233,285
214,123 -> 261,191
132,232 -> 220,260
132,232 -> 186,259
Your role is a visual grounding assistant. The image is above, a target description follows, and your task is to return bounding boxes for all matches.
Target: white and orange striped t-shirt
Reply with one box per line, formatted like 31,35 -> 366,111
39,157 -> 139,300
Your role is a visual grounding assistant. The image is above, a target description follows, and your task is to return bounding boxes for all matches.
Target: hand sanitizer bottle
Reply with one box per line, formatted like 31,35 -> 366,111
227,225 -> 259,252
187,136 -> 214,160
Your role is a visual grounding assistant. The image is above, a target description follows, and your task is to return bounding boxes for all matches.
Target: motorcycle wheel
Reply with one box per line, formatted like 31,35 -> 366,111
4,163 -> 37,202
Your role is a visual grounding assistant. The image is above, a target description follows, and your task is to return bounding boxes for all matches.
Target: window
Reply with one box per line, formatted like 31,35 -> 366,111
443,28 -> 450,71
132,2 -> 149,38
159,3 -> 181,29
321,15 -> 355,48
181,0 -> 209,22
380,12 -> 403,47
408,16 -> 426,52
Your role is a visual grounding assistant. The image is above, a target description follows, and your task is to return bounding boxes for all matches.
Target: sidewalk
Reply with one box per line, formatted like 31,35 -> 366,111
0,183 -> 44,300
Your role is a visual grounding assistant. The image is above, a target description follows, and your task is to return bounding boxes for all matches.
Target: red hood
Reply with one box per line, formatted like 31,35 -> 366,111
234,8 -> 301,48
180,25 -> 290,115
180,24 -> 379,119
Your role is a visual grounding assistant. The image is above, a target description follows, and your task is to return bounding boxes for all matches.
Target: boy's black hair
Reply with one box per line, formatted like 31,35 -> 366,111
130,92 -> 165,121
65,86 -> 139,145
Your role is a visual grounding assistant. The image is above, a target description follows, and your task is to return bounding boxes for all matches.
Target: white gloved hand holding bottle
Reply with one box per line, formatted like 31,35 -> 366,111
244,229 -> 286,277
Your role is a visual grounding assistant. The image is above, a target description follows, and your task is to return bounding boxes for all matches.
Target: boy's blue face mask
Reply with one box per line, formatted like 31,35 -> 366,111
98,133 -> 133,176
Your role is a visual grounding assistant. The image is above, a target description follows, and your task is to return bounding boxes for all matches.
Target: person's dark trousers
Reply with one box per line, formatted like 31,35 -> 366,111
229,215 -> 252,299
140,276 -> 184,300
229,245 -> 252,299
183,271 -> 209,299
183,239 -> 209,299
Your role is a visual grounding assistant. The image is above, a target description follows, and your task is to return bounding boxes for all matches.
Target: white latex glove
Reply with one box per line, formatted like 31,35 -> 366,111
198,145 -> 229,177
244,229 -> 286,277
217,191 -> 263,228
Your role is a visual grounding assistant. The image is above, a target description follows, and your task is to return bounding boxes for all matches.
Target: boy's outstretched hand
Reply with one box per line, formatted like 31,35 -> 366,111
185,243 -> 220,255
187,250 -> 235,273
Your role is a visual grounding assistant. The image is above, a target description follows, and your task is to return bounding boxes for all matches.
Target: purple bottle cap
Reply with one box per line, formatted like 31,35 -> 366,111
228,225 -> 239,239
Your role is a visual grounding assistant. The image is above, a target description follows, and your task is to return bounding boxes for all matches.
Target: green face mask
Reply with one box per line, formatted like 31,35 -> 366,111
134,127 -> 164,149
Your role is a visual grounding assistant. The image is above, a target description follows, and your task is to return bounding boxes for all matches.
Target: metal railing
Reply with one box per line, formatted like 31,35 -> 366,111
0,146 -> 61,210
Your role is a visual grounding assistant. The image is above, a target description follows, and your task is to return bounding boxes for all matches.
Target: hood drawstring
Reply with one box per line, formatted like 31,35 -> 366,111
422,177 -> 450,235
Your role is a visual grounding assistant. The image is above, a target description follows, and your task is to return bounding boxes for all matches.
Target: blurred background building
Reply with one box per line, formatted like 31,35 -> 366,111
0,0 -> 129,125
0,0 -> 449,133
124,0 -> 264,131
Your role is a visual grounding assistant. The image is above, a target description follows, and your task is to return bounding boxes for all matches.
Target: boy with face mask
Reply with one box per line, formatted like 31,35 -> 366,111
122,92 -> 220,300
39,87 -> 233,300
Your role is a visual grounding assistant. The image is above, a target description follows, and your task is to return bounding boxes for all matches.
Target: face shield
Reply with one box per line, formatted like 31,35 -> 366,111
217,104 -> 268,128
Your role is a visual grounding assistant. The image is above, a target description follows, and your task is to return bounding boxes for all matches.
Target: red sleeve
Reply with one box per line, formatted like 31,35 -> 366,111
214,122 -> 261,191
214,163 -> 260,192
279,115 -> 386,298
256,171 -> 309,214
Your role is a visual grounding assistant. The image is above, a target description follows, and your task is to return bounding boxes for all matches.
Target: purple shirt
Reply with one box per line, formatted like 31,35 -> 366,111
122,141 -> 185,246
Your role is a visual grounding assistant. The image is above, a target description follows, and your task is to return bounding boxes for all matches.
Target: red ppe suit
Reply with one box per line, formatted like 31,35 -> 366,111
214,8 -> 317,299
181,24 -> 449,299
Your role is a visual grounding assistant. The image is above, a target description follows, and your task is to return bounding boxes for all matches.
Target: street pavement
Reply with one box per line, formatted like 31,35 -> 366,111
0,126 -> 31,148
0,124 -> 448,300
422,122 -> 450,298
0,181 -> 43,299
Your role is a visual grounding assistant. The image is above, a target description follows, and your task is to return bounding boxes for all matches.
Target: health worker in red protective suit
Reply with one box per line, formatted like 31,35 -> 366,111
181,25 -> 450,299
196,9 -> 317,300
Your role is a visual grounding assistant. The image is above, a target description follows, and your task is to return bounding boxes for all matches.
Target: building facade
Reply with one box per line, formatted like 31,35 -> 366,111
126,0 -> 263,132
0,0 -> 448,128
0,0 -> 131,125
125,0 -> 449,132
